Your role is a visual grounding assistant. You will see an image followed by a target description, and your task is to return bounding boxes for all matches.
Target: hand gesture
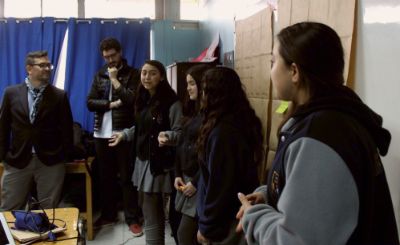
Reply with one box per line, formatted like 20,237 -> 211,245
235,192 -> 263,232
158,131 -> 169,146
182,181 -> 197,197
108,67 -> 121,89
108,67 -> 118,80
244,192 -> 266,205
174,177 -> 186,191
109,99 -> 122,109
109,132 -> 124,147
197,230 -> 210,244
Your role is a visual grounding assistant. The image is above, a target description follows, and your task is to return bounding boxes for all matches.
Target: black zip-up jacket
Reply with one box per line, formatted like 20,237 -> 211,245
87,59 -> 139,132
175,114 -> 202,186
135,90 -> 181,176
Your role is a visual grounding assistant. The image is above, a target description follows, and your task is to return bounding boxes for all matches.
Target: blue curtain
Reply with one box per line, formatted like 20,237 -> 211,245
64,18 -> 150,131
42,17 -> 68,82
0,17 -> 67,99
0,18 -> 42,98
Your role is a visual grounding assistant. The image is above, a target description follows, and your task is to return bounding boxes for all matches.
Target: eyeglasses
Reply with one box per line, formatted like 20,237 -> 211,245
31,63 -> 54,70
103,52 -> 118,60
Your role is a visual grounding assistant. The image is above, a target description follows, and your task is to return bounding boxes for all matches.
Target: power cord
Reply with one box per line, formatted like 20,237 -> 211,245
11,197 -> 68,243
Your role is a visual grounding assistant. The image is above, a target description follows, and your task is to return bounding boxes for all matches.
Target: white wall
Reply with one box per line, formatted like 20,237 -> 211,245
354,0 -> 400,229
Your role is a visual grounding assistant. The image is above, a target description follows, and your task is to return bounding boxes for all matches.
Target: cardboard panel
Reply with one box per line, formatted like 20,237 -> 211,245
239,55 -> 271,99
235,8 -> 272,56
235,8 -> 273,100
309,0 -> 329,23
235,7 -> 274,160
341,36 -> 353,81
278,0 -> 356,85
278,0 -> 292,29
291,0 -> 311,24
260,150 -> 276,183
328,0 -> 356,37
248,97 -> 270,144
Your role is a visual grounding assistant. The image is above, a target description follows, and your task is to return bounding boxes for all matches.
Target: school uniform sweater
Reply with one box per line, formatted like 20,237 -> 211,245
175,114 -> 202,186
197,114 -> 259,241
242,86 -> 399,245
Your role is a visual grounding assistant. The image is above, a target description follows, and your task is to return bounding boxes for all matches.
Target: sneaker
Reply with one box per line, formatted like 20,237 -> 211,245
129,223 -> 143,237
94,217 -> 117,229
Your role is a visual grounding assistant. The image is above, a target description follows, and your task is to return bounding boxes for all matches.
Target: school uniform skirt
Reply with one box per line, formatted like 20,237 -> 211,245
132,157 -> 172,194
174,175 -> 197,217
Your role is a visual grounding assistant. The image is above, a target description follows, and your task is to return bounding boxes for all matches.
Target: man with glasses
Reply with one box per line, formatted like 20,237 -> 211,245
87,37 -> 143,236
0,50 -> 73,211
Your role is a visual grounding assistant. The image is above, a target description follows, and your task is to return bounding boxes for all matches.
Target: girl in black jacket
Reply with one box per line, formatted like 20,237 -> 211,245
110,60 -> 182,244
174,64 -> 211,245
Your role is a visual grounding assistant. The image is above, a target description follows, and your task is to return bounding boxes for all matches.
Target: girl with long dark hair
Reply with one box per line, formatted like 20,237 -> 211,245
110,60 -> 182,244
196,67 -> 263,245
174,64 -> 211,245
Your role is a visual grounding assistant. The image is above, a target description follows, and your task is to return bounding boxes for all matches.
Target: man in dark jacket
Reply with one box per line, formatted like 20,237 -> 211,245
0,50 -> 73,210
87,38 -> 143,236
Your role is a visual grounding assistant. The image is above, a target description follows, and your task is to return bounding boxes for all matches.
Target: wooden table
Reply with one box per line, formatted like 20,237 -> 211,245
3,207 -> 79,245
65,158 -> 93,240
0,158 -> 94,241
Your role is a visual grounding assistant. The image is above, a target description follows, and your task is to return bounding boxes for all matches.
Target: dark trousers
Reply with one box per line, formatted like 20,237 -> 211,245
140,192 -> 165,245
169,174 -> 182,245
178,214 -> 198,245
210,222 -> 246,245
94,138 -> 142,224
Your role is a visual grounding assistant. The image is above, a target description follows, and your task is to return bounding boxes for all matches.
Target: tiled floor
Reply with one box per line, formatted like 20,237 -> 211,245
86,212 -> 176,245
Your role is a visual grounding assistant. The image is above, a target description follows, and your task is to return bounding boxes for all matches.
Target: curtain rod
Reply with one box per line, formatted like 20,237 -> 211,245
0,18 -> 150,24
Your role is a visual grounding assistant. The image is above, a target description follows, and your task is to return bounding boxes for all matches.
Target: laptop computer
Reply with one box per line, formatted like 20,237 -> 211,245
0,213 -> 15,245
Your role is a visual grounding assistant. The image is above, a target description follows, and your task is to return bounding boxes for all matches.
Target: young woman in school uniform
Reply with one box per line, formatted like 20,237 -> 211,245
110,60 -> 182,244
174,64 -> 211,245
236,22 -> 399,245
196,67 -> 264,245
